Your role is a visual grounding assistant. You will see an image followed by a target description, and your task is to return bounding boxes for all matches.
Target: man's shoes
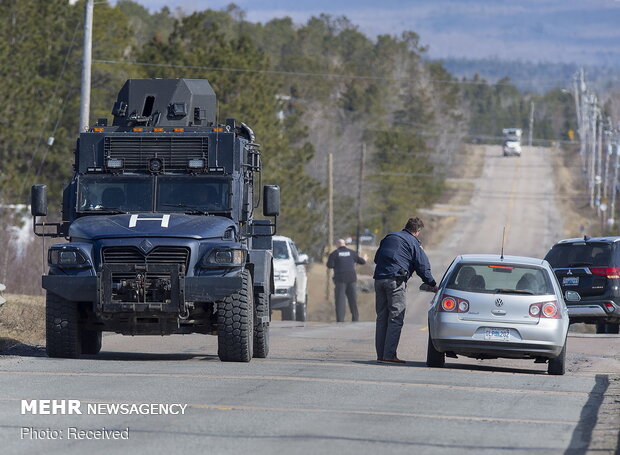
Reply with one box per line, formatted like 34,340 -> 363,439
379,357 -> 406,364
376,358 -> 383,362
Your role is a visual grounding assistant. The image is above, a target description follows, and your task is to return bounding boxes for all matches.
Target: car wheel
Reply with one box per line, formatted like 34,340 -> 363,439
548,342 -> 566,375
426,332 -> 445,368
295,295 -> 307,322
596,321 -> 607,334
606,323 -> 620,334
281,294 -> 297,321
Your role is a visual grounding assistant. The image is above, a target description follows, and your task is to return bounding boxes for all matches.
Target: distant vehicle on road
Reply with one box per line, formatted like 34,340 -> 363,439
271,235 -> 309,321
502,128 -> 522,157
544,236 -> 620,334
425,254 -> 569,375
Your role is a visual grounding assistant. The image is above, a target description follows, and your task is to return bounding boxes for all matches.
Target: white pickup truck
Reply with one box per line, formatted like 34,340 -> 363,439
270,236 -> 308,321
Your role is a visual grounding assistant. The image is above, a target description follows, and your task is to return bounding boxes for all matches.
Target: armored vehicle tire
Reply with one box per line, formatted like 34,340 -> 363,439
217,270 -> 254,362
281,291 -> 297,321
548,341 -> 566,375
426,333 -> 445,368
253,292 -> 269,358
81,330 -> 102,355
46,292 -> 81,359
295,296 -> 307,322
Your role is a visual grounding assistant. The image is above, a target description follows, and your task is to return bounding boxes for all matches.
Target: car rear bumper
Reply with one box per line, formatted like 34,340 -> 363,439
429,316 -> 567,359
432,339 -> 563,358
567,300 -> 620,323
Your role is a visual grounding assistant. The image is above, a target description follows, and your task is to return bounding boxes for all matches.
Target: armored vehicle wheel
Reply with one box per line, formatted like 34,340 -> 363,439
81,330 -> 102,355
46,292 -> 82,359
296,295 -> 307,322
548,341 -> 566,375
426,333 -> 445,368
217,270 -> 254,362
253,292 -> 270,358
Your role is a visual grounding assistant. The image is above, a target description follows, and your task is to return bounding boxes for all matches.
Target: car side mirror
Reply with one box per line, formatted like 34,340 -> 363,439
31,184 -> 48,217
297,253 -> 309,265
565,290 -> 580,302
263,185 -> 280,217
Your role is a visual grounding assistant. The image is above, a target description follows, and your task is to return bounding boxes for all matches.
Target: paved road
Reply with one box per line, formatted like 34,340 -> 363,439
1,146 -> 619,454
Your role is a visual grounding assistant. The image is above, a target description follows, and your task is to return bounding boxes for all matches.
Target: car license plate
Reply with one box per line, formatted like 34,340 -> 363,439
563,277 -> 579,286
484,328 -> 510,341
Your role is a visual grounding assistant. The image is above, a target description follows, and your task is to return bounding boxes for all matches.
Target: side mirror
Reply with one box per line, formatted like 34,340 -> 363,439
565,290 -> 581,302
297,253 -> 310,265
263,185 -> 280,217
31,184 -> 48,217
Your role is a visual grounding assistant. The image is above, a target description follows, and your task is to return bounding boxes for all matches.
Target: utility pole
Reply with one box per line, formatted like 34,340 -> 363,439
610,126 -> 620,229
355,142 -> 366,254
589,97 -> 598,208
528,101 -> 535,147
596,111 -> 604,213
325,153 -> 334,302
79,0 -> 94,133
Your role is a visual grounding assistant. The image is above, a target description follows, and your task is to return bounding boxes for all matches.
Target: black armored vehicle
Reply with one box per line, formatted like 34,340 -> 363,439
31,78 -> 279,362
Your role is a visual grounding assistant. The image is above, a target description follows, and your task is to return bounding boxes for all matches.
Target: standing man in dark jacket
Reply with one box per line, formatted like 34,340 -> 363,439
374,217 -> 438,363
327,239 -> 368,322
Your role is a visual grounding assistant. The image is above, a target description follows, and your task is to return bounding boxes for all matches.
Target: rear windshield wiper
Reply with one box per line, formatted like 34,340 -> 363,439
493,288 -> 534,295
161,203 -> 210,215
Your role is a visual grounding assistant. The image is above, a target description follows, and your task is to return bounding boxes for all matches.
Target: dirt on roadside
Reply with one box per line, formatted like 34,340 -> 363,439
0,294 -> 45,351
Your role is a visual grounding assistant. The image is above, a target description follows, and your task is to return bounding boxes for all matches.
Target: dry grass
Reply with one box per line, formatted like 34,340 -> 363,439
0,294 -> 45,350
551,146 -> 600,237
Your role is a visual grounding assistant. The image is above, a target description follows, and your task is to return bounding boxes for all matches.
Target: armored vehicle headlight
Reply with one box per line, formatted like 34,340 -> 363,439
188,159 -> 206,169
201,249 -> 246,267
48,248 -> 88,267
106,158 -> 124,169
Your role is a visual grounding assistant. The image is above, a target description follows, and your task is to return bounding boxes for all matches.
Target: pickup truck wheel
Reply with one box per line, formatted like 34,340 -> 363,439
295,295 -> 307,322
596,321 -> 606,334
217,270 -> 254,362
46,292 -> 82,359
253,292 -> 269,358
548,341 -> 566,375
281,293 -> 297,321
81,330 -> 102,355
426,332 -> 445,368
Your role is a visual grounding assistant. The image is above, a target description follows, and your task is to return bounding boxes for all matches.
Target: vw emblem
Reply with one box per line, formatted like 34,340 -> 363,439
495,298 -> 504,307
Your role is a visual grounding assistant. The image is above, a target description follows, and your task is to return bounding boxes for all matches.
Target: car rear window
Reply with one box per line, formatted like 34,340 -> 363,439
544,243 -> 612,268
446,263 -> 554,295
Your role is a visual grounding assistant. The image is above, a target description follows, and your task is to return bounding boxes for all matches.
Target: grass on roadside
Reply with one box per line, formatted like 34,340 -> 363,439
0,294 -> 45,350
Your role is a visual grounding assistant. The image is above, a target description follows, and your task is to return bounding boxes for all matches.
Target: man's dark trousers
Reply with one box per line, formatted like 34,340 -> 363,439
375,278 -> 407,359
335,281 -> 359,322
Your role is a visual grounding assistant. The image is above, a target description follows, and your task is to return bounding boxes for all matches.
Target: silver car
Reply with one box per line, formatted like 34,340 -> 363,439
426,254 -> 569,375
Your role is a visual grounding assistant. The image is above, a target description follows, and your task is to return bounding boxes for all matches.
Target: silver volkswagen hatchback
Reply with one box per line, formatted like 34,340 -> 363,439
427,254 -> 569,375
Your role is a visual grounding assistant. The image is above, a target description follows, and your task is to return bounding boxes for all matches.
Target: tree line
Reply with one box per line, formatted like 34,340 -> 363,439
0,0 -> 580,258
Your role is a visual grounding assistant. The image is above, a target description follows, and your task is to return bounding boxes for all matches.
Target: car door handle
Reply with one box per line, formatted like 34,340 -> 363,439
492,310 -> 506,315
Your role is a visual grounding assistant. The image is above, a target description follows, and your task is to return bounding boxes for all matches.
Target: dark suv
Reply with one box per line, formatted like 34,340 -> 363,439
544,236 -> 620,334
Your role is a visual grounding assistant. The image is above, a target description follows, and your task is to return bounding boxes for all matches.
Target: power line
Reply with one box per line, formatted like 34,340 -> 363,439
93,59 -> 573,87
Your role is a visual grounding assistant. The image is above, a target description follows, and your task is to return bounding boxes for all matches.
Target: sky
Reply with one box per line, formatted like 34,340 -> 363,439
118,0 -> 620,66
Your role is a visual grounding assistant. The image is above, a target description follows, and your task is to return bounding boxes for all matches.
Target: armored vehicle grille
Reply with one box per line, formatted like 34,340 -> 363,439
104,136 -> 208,172
102,246 -> 190,271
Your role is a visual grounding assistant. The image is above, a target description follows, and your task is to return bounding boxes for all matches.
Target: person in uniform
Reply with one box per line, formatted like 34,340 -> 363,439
327,239 -> 368,322
373,217 -> 438,363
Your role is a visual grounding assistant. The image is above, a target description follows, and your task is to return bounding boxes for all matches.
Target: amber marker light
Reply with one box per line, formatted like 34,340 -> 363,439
133,127 -> 143,132
92,128 -> 104,132
213,128 -> 224,132
153,128 -> 164,132
173,128 -> 184,132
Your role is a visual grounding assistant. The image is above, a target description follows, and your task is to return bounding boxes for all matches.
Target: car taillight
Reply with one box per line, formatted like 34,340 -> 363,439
440,295 -> 469,313
529,301 -> 561,319
590,267 -> 620,279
